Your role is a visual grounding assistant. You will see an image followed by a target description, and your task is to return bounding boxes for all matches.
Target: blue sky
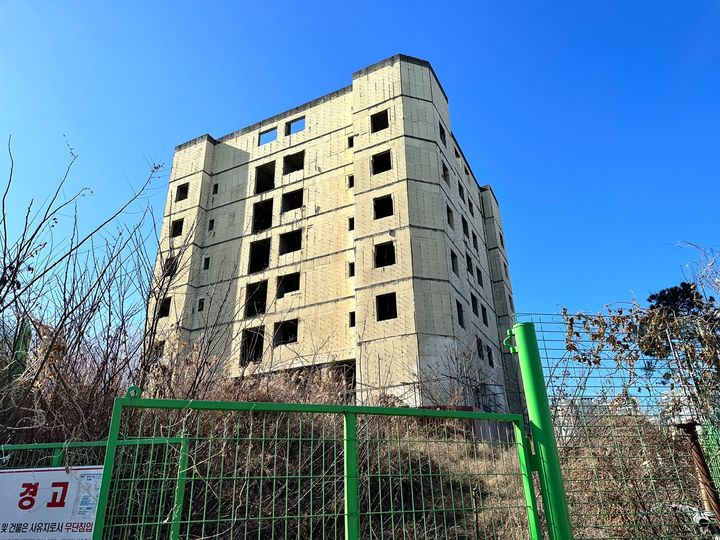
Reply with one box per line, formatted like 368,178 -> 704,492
1,1 -> 718,313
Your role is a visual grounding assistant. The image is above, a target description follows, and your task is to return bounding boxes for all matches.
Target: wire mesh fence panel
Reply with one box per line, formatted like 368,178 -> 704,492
100,406 -> 345,540
357,415 -> 532,540
520,313 -> 720,540
93,398 -> 539,540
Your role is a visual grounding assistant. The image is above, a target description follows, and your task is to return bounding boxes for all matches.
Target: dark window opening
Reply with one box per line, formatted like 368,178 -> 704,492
472,232 -> 478,251
212,183 -> 219,195
348,174 -> 354,188
208,219 -> 215,231
471,294 -> 479,316
240,327 -> 264,366
348,217 -> 354,231
348,136 -> 354,148
370,109 -> 389,133
285,117 -> 305,135
504,263 -> 509,278
464,167 -> 469,177
373,195 -> 393,219
486,345 -> 494,368
376,292 -> 397,321
446,206 -> 454,229
255,162 -> 276,194
277,272 -> 300,298
455,147 -> 461,159
349,312 -> 356,327
508,295 -> 515,312
481,305 -> 489,326
158,297 -> 171,318
466,253 -> 473,274
252,199 -> 273,233
469,203 -> 474,217
348,262 -> 355,277
274,319 -> 298,346
279,229 -> 302,255
499,232 -> 505,248
281,189 -> 303,212
439,123 -> 446,146
259,128 -> 277,145
170,219 -> 184,238
248,238 -> 271,273
458,183 -> 465,202
442,162 -> 450,184
371,150 -> 392,174
175,182 -> 189,202
476,268 -> 483,287
374,242 -> 396,268
456,300 -> 465,328
197,298 -> 205,312
450,251 -> 459,276
245,281 -> 268,317
476,338 -> 483,359
163,256 -> 178,278
283,151 -> 305,174
203,257 -> 210,270
462,217 -> 469,238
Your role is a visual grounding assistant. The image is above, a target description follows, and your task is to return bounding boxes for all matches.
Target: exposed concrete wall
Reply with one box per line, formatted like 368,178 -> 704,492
153,55 -> 518,412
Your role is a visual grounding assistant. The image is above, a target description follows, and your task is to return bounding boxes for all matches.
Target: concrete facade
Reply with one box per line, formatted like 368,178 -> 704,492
152,55 -> 520,412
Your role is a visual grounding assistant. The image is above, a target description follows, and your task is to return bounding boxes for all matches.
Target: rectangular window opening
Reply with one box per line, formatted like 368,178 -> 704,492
277,272 -> 300,299
481,305 -> 489,326
373,195 -> 393,219
274,319 -> 298,346
255,162 -> 276,194
458,183 -> 465,202
456,300 -> 465,328
476,267 -> 483,287
279,229 -> 302,255
466,253 -> 473,274
374,242 -> 396,268
283,151 -> 305,175
376,292 -> 397,321
348,262 -> 355,277
370,109 -> 390,133
252,199 -> 273,233
439,123 -> 447,146
446,206 -> 454,229
170,219 -> 184,238
245,280 -> 268,317
471,294 -> 479,316
371,150 -> 392,175
347,174 -> 355,188
472,232 -> 478,251
203,257 -> 210,270
158,297 -> 171,318
349,312 -> 356,327
240,327 -> 264,366
212,183 -> 219,195
285,117 -> 305,136
462,217 -> 469,238
281,189 -> 303,212
175,182 -> 189,202
469,203 -> 475,217
442,162 -> 450,184
348,136 -> 355,148
208,219 -> 215,231
486,345 -> 494,368
450,251 -> 459,276
259,128 -> 277,146
348,217 -> 354,231
248,238 -> 271,274
163,256 -> 178,278
197,298 -> 205,312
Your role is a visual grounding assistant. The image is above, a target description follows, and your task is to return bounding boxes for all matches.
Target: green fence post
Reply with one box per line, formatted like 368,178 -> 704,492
513,419 -> 542,540
344,412 -> 360,540
169,436 -> 189,540
508,322 -> 573,540
92,396 -> 124,540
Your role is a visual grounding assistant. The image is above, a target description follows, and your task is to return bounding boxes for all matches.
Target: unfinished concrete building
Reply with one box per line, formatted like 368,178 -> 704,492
152,54 -> 520,412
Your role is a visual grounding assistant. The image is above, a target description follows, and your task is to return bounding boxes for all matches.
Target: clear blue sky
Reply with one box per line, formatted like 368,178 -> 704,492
1,1 -> 718,313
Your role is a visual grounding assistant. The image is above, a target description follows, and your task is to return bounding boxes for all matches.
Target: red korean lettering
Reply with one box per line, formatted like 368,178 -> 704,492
46,481 -> 69,508
18,482 -> 39,510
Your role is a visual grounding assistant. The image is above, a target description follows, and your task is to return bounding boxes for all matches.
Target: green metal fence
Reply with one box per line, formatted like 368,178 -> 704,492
90,390 -> 543,540
0,440 -> 106,470
520,313 -> 720,540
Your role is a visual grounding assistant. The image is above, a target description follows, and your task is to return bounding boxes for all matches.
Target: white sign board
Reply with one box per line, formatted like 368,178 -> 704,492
0,466 -> 103,540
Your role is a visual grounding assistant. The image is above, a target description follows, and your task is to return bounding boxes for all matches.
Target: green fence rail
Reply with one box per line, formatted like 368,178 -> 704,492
0,440 -> 106,470
91,392 -> 542,540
